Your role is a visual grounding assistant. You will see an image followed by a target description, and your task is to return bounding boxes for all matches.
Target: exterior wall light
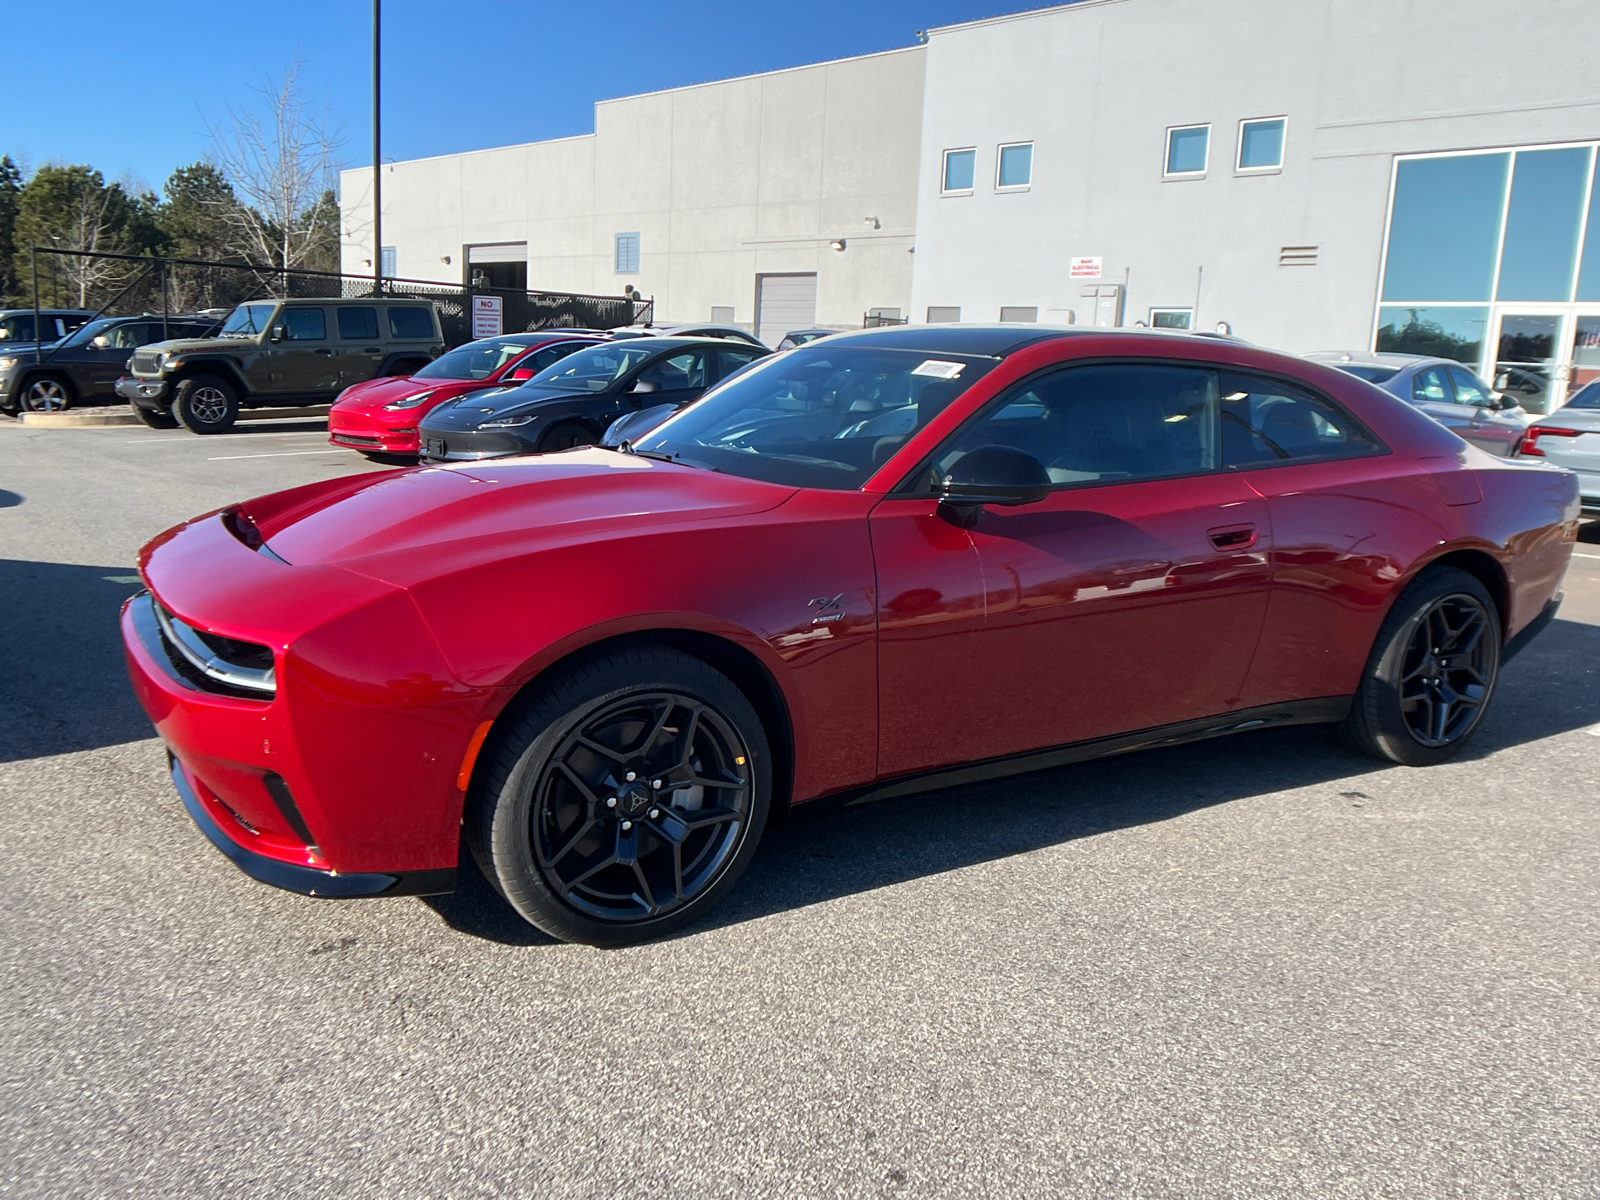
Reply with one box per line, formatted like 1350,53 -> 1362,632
831,239 -> 847,251
440,255 -> 452,265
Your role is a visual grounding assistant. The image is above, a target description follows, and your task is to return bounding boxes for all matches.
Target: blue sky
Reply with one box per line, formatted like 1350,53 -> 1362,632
8,0 -> 1042,195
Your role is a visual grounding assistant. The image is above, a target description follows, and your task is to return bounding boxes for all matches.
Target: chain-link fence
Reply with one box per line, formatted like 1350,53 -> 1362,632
22,247 -> 652,348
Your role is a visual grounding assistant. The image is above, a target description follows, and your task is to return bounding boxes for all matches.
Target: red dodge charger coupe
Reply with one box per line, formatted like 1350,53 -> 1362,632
124,327 -> 1579,944
327,331 -> 604,458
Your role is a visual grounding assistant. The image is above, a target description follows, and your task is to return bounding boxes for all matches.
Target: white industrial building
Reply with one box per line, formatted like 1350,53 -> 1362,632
344,0 -> 1600,411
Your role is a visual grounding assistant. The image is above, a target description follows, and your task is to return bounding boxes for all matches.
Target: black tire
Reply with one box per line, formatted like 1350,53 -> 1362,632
1341,566 -> 1501,766
538,421 -> 599,453
172,374 -> 239,434
466,645 -> 772,946
18,374 -> 75,412
131,403 -> 178,429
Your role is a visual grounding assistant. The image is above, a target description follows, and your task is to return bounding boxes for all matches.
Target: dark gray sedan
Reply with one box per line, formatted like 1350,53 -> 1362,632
1307,351 -> 1528,457
418,337 -> 768,462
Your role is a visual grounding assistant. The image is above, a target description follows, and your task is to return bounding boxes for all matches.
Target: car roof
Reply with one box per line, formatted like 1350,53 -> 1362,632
1305,350 -> 1431,367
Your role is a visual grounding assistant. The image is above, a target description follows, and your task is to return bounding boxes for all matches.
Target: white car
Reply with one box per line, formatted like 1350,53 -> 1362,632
1511,378 -> 1600,513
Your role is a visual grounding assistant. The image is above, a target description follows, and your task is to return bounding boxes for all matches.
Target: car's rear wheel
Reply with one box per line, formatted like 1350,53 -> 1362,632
173,375 -> 239,434
131,403 -> 178,429
19,375 -> 74,412
538,421 -> 598,452
467,646 -> 771,946
1342,566 -> 1501,766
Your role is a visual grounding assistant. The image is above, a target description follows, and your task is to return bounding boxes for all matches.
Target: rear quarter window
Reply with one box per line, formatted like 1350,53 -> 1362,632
387,307 -> 435,340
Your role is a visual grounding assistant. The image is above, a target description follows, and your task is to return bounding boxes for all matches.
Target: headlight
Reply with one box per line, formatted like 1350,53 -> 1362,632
383,389 -> 437,411
479,412 -> 537,429
0,357 -> 15,372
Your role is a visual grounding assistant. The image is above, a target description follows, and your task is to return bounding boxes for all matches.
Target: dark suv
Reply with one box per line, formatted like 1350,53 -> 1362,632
0,314 -> 221,413
116,298 -> 444,433
0,309 -> 95,346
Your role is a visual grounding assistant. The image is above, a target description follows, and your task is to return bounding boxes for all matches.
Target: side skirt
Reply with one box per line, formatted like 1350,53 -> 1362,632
806,697 -> 1352,812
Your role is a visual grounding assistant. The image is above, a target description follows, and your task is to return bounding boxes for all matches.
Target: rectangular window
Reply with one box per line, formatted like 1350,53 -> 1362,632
1221,373 -> 1381,468
1381,153 -> 1509,301
380,246 -> 397,278
1375,306 -> 1489,364
615,232 -> 640,274
710,306 -> 735,324
281,308 -> 326,341
1150,308 -> 1193,330
942,148 -> 976,194
337,307 -> 380,340
387,307 -> 435,340
999,306 -> 1038,323
1236,118 -> 1286,171
1496,145 -> 1592,301
996,143 -> 1033,189
1165,124 -> 1210,177
927,306 -> 961,323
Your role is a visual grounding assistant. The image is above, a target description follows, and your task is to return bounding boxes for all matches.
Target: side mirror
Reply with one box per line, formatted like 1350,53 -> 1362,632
936,444 -> 1050,528
508,367 -> 536,381
91,335 -> 111,349
270,325 -> 286,343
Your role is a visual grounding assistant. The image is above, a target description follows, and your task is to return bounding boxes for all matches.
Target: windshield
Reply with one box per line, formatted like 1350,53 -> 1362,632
635,345 -> 998,490
527,343 -> 658,391
414,337 -> 537,381
1565,380 -> 1600,409
219,303 -> 277,338
1334,363 -> 1400,384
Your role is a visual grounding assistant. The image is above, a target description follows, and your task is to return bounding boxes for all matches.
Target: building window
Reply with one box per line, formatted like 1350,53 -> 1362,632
996,143 -> 1033,190
1497,145 -> 1591,302
942,149 -> 976,194
1236,118 -> 1286,172
927,306 -> 961,323
1376,307 -> 1490,364
380,246 -> 397,278
1165,124 -> 1210,177
615,232 -> 640,274
1149,308 -> 1192,329
999,306 -> 1038,322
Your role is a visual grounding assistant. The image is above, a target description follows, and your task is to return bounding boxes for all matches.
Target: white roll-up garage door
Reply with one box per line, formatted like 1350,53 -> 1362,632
756,274 -> 818,347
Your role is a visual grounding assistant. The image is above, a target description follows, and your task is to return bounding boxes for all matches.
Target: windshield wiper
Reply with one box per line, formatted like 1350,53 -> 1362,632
617,442 -> 676,462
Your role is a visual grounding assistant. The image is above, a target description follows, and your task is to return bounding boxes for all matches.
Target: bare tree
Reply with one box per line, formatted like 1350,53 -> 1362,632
207,60 -> 342,277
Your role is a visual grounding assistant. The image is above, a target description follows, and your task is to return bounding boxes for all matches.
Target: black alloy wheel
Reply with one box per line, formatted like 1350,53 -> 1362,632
1342,565 -> 1501,766
173,374 -> 239,434
20,375 -> 73,412
538,422 -> 599,452
468,646 -> 771,945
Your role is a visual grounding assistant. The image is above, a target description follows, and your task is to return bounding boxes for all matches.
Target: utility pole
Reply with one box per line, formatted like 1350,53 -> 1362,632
373,0 -> 382,296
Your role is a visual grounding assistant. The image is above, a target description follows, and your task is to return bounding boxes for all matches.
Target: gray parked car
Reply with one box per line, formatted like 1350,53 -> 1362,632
1510,378 -> 1600,513
1307,351 -> 1528,457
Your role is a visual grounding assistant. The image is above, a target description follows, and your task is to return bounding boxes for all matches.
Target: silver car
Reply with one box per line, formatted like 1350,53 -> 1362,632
1510,378 -> 1600,513
1307,351 -> 1528,457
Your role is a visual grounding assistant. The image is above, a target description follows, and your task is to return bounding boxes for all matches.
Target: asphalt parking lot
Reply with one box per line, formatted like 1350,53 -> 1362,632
2,418 -> 1598,1199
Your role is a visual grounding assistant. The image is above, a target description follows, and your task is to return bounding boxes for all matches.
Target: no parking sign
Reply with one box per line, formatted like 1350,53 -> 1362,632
472,295 -> 503,338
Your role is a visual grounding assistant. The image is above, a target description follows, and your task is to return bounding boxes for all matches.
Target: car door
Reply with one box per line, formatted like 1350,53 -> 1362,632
714,345 -> 766,385
872,361 -> 1274,776
625,349 -> 711,418
335,305 -> 382,385
1447,365 -> 1522,456
1409,365 -> 1476,442
271,307 -> 337,394
81,322 -> 153,397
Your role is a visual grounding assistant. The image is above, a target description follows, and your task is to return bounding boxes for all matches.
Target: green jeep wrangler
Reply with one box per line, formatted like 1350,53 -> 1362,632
116,297 -> 444,433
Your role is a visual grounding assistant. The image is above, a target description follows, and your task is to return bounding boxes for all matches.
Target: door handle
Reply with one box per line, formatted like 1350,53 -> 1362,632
362,347 -> 381,354
314,348 -> 334,356
1208,523 -> 1258,550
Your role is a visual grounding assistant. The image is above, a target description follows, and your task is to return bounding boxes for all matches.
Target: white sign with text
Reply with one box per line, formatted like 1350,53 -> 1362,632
471,294 -> 504,339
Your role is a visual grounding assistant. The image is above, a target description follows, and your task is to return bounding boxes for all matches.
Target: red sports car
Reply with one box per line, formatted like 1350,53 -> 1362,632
327,331 -> 604,458
124,327 -> 1579,945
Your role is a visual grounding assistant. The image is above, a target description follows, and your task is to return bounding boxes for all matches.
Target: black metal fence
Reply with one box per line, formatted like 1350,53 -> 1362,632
24,246 -> 652,348
863,311 -> 909,328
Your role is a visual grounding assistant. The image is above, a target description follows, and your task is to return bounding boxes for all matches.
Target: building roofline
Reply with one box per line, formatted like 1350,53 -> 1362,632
927,0 -> 1125,38
593,43 -> 923,108
338,131 -> 597,174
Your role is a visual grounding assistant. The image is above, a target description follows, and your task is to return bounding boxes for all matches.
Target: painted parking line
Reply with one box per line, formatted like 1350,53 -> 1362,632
207,449 -> 353,461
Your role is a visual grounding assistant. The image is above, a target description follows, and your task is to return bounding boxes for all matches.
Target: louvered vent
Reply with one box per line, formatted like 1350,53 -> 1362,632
1279,245 -> 1319,267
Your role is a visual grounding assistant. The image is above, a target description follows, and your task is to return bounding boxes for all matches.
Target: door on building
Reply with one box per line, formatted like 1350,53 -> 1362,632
1490,311 -> 1565,414
1569,313 -> 1600,395
755,274 -> 817,347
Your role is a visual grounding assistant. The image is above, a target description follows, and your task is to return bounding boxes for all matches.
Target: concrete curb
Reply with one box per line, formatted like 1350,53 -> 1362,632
17,405 -> 331,429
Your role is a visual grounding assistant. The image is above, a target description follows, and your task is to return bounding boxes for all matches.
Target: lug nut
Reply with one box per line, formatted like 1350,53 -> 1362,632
625,771 -> 637,782
606,797 -> 617,808
621,820 -> 633,831
648,808 -> 659,819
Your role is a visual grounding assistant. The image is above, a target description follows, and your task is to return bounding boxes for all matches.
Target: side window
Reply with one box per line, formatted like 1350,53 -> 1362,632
1221,372 -> 1381,467
530,342 -> 585,371
387,307 -> 434,339
337,307 -> 380,340
636,351 -> 708,392
926,363 -> 1219,489
1411,367 -> 1450,403
1447,366 -> 1493,408
716,347 -> 763,379
282,308 -> 327,341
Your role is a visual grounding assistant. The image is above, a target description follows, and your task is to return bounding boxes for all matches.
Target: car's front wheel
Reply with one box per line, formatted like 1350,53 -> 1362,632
19,375 -> 74,412
1342,565 -> 1501,766
172,375 -> 239,434
538,421 -> 599,452
467,646 -> 772,946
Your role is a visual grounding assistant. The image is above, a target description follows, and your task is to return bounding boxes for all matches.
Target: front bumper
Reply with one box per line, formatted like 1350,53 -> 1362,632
328,409 -> 422,455
116,375 -> 168,407
417,425 -> 540,462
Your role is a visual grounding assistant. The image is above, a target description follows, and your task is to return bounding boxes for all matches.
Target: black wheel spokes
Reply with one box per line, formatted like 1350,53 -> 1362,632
1399,594 -> 1493,747
532,692 -> 751,923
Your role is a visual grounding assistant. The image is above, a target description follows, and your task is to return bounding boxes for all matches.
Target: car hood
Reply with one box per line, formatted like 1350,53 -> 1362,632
333,373 -> 426,410
421,384 -> 593,429
144,335 -> 264,355
241,448 -> 797,586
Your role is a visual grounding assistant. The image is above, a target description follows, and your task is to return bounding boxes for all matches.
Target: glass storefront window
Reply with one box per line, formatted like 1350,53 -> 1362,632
1496,146 -> 1592,301
1375,306 -> 1489,363
1577,158 -> 1600,303
1382,153 -> 1508,302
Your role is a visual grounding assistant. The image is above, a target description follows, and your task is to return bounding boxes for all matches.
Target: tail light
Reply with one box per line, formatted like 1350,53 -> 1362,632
1519,426 -> 1581,456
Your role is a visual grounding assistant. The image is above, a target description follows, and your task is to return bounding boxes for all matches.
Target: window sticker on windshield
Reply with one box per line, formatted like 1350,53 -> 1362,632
911,359 -> 965,380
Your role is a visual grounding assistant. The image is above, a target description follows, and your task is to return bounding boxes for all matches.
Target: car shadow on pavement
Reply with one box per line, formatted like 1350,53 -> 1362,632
429,615 -> 1600,945
0,489 -> 21,508
0,559 -> 152,764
